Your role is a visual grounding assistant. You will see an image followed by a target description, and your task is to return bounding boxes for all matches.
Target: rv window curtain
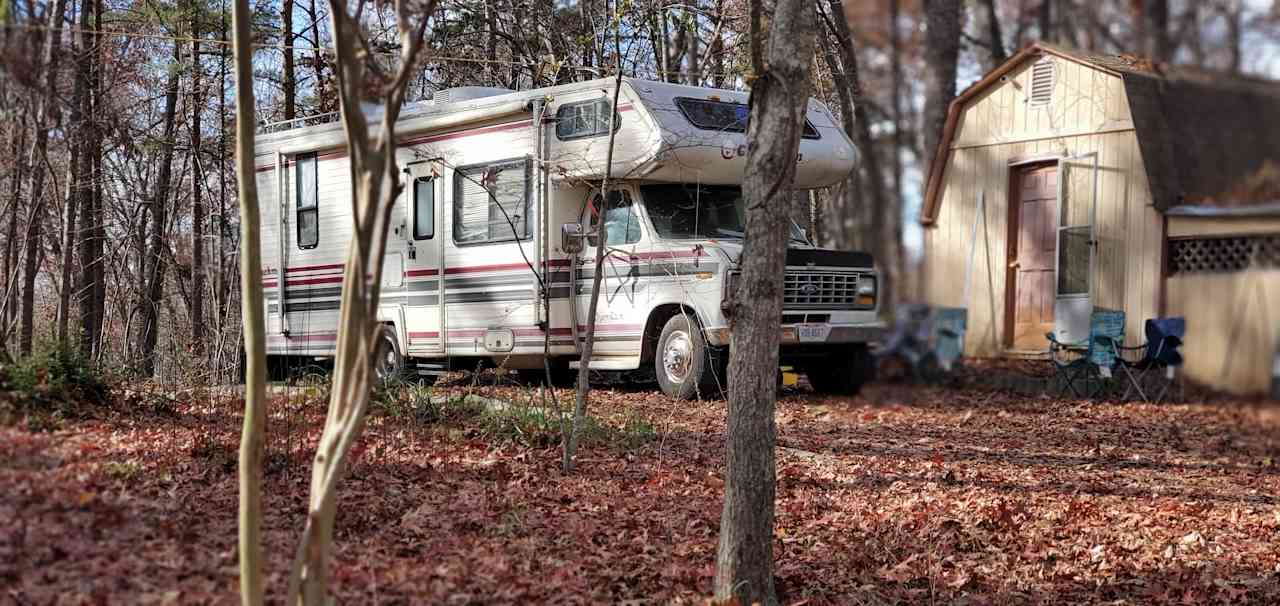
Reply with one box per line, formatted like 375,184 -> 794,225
453,158 -> 531,244
296,152 -> 318,249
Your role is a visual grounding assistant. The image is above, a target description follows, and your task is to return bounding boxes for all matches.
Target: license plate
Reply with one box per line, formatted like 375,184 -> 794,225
796,323 -> 830,342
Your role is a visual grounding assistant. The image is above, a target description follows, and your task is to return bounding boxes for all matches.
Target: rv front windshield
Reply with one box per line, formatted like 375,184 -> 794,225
640,184 -> 806,242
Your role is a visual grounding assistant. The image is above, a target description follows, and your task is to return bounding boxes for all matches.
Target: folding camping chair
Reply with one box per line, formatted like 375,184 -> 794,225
932,307 -> 967,372
1046,308 -> 1127,398
876,304 -> 934,379
1117,317 -> 1185,403
876,305 -> 968,383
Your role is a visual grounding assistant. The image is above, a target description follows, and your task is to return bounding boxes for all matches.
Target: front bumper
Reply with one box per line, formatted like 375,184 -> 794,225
704,322 -> 886,347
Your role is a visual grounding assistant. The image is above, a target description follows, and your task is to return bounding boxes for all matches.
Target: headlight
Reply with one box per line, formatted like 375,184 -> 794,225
856,275 -> 876,296
856,275 -> 876,308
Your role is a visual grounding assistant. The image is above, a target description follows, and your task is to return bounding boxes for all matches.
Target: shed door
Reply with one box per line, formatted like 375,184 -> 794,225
1009,164 -> 1058,350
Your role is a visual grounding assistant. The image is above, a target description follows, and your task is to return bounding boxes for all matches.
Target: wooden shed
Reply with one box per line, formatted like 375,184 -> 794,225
920,43 -> 1280,395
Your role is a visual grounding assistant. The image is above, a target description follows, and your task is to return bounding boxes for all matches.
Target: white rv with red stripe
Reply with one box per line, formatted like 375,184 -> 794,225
254,77 -> 884,398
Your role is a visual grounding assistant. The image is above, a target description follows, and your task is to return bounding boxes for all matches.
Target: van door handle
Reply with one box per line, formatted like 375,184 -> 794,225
1008,260 -> 1021,269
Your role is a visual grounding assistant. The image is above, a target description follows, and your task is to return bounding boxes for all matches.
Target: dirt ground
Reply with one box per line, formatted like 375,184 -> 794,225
3,375 -> 1279,605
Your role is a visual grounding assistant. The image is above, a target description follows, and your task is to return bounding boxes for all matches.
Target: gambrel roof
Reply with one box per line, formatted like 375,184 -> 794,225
920,43 -> 1280,225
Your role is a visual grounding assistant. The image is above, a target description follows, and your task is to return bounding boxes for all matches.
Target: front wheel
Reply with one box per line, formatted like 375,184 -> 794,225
805,344 -> 875,396
654,314 -> 726,400
372,326 -> 404,383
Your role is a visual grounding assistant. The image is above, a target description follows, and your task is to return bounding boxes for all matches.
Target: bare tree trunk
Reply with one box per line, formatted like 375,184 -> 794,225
191,5 -> 206,358
1146,0 -> 1171,62
286,1 -> 438,602
713,0 -> 815,603
19,0 -> 69,357
230,0 -> 266,600
55,137 -> 81,345
132,43 -> 182,376
564,3 -> 624,474
982,0 -> 1007,70
77,0 -> 103,358
923,0 -> 960,189
709,0 -> 725,87
486,0 -> 500,84
1039,0 -> 1053,42
684,8 -> 699,85
1223,0 -> 1243,74
888,0 -> 907,299
57,0 -> 93,346
824,0 -> 890,303
88,0 -> 105,358
3,123 -> 27,356
282,0 -> 295,120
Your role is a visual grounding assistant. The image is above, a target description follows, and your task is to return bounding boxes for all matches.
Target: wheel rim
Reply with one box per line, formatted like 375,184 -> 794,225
375,337 -> 397,381
662,329 -> 693,385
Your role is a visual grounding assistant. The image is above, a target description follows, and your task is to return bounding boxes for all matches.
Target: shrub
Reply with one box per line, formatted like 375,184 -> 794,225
373,379 -> 486,425
0,345 -> 113,430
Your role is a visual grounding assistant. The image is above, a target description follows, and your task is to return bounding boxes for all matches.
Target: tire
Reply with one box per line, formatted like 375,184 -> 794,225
805,344 -> 875,396
654,314 -> 726,400
372,325 -> 404,383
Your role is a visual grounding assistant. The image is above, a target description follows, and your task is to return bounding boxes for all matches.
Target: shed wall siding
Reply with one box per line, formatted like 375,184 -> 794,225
953,56 -> 1132,150
1164,215 -> 1280,394
1165,269 -> 1280,394
924,130 -> 1163,356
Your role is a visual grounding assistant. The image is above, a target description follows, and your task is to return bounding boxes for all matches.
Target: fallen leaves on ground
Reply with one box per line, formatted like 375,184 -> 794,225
2,377 -> 1279,604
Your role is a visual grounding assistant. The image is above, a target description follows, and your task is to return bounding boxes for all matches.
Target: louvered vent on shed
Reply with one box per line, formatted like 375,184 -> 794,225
1029,59 -> 1055,106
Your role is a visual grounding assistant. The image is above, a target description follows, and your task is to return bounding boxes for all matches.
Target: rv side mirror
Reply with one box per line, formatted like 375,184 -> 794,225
561,222 -> 585,254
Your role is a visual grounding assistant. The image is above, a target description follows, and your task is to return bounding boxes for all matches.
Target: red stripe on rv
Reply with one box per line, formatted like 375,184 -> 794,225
254,103 -> 638,171
255,117 -> 533,172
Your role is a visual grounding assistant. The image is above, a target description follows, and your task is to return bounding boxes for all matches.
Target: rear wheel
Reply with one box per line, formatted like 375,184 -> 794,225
655,314 -> 726,400
805,344 -> 875,396
372,326 -> 404,383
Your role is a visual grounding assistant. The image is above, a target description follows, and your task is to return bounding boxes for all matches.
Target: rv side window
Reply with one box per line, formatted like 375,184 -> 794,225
296,152 -> 318,249
555,99 -> 620,141
453,158 -> 531,245
413,177 -> 434,240
588,190 -> 640,246
673,97 -> 820,140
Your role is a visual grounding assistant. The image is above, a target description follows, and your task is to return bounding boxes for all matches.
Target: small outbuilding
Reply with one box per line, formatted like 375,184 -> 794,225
920,43 -> 1280,395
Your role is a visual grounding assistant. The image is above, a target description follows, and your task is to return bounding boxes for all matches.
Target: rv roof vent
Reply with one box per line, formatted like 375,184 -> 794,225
1029,59 -> 1054,106
432,86 -> 514,105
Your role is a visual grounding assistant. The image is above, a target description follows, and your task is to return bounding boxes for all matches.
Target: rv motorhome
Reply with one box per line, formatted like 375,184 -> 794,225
254,77 -> 885,398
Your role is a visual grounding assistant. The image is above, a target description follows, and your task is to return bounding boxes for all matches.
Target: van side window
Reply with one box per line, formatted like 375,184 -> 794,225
555,99 -> 619,141
588,190 -> 640,246
413,177 -> 434,240
295,152 -> 318,249
453,158 -> 531,245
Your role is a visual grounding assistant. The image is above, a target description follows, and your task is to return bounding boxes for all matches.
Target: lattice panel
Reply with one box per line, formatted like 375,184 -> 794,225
1168,235 -> 1280,275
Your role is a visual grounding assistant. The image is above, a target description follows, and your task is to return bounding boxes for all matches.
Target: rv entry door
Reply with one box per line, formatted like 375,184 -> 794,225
401,160 -> 446,355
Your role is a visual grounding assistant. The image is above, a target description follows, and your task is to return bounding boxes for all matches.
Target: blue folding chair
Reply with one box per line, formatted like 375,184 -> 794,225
876,305 -> 966,383
932,307 -> 967,372
1047,308 -> 1125,398
1118,317 -> 1185,403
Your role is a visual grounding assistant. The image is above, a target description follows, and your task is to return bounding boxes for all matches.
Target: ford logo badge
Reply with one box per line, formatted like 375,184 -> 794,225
800,283 -> 819,295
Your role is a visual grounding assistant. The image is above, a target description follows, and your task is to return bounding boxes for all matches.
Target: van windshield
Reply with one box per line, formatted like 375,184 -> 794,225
639,184 -> 808,243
